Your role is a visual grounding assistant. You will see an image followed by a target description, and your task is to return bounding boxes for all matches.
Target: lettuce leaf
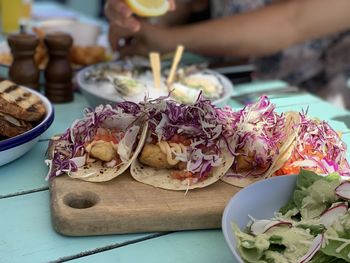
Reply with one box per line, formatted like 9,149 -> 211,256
309,251 -> 345,263
321,238 -> 350,262
279,198 -> 297,215
296,169 -> 321,190
321,214 -> 350,262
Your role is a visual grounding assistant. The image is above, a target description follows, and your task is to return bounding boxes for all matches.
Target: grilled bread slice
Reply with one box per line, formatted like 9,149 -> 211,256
0,80 -> 46,121
0,112 -> 32,137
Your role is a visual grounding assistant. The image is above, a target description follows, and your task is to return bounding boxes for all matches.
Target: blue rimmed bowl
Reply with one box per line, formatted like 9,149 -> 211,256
0,87 -> 54,166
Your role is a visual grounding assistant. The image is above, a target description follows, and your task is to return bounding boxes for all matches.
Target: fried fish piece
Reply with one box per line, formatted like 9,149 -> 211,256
139,143 -> 178,169
0,112 -> 32,137
235,155 -> 253,173
70,45 -> 105,66
0,80 -> 46,121
89,141 -> 116,162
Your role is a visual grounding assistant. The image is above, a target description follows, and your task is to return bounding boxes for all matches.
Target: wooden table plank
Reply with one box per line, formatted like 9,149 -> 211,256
0,141 -> 49,198
0,191 -> 153,263
70,230 -> 236,263
228,92 -> 320,111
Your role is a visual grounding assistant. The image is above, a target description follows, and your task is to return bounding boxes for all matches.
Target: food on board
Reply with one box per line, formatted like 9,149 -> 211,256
125,0 -> 170,17
130,95 -> 234,190
232,170 -> 350,263
221,96 -> 297,187
45,91 -> 350,191
274,111 -> 350,178
46,102 -> 148,182
0,80 -> 46,139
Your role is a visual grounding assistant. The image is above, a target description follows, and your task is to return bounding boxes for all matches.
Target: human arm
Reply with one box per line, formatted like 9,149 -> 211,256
117,0 -> 350,58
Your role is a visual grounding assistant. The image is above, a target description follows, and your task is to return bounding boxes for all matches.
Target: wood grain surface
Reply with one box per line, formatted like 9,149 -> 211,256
50,172 -> 240,236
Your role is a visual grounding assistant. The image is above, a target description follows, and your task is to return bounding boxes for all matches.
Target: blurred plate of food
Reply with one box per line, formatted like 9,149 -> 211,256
0,20 -> 109,73
76,61 -> 234,108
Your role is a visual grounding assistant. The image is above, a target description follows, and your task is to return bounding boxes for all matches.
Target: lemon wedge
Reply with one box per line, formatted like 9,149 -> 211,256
125,0 -> 169,17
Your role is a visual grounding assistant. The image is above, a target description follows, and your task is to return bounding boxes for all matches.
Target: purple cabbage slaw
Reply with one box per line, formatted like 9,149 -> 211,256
45,102 -> 142,180
140,93 -> 234,179
291,111 -> 350,176
227,96 -> 286,177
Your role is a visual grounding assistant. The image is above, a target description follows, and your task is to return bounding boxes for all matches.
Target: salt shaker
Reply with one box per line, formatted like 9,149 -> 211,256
44,32 -> 73,103
7,33 -> 40,90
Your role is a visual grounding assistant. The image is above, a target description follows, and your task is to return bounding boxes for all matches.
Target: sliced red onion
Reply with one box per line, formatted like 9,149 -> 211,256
319,203 -> 348,228
70,155 -> 86,168
250,219 -> 292,236
297,234 -> 324,263
118,125 -> 140,162
335,181 -> 350,200
105,159 -> 117,168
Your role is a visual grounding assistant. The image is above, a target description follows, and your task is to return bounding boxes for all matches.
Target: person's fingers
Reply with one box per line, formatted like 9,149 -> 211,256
114,0 -> 133,17
113,17 -> 140,32
168,0 -> 176,11
119,40 -> 149,57
108,24 -> 139,51
108,25 -> 119,51
105,0 -> 140,31
105,0 -> 132,20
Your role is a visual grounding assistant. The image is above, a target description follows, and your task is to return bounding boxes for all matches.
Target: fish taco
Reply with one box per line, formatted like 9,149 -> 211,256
130,95 -> 234,190
46,102 -> 147,182
221,97 -> 299,187
274,111 -> 350,177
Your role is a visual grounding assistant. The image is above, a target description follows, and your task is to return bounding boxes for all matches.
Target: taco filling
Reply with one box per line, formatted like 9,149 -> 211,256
275,112 -> 350,177
222,96 -> 293,187
131,94 -> 234,190
46,102 -> 147,182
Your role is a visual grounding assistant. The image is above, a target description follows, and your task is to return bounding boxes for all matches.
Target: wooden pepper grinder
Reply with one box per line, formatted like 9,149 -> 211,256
44,33 -> 73,103
7,34 -> 40,90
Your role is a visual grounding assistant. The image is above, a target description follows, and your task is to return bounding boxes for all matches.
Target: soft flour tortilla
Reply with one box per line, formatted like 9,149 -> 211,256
67,122 -> 148,182
221,111 -> 300,188
130,148 -> 234,191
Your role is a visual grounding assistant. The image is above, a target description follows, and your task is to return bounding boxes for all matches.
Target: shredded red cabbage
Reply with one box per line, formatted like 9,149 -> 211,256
292,111 -> 350,176
46,103 -> 143,180
228,96 -> 286,175
140,92 -> 232,179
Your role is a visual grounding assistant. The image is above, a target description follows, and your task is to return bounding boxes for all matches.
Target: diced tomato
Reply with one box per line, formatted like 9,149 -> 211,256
274,143 -> 326,176
275,166 -> 300,176
170,170 -> 194,180
93,128 -> 121,144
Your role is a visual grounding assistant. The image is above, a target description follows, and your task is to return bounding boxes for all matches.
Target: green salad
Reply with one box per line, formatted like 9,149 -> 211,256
233,170 -> 350,263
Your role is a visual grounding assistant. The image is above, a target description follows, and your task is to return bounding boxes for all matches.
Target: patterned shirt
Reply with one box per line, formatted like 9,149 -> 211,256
211,0 -> 350,108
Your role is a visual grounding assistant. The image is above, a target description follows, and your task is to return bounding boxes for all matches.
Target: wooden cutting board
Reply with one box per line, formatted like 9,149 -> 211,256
50,172 -> 240,236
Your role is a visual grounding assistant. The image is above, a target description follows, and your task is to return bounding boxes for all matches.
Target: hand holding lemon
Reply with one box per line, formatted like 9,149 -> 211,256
105,0 -> 175,32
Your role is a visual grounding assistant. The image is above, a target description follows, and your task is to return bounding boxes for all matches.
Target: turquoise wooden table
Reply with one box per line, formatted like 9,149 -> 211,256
2,2 -> 350,263
1,79 -> 350,263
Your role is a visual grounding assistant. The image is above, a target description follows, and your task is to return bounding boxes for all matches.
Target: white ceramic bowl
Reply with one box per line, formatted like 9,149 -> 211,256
0,87 -> 54,166
76,62 -> 234,108
221,175 -> 297,263
38,19 -> 101,46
